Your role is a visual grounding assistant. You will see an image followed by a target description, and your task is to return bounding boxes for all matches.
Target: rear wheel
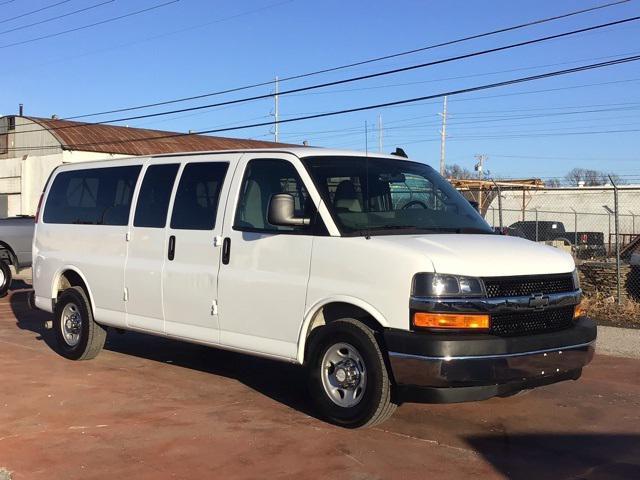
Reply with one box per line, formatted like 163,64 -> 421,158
307,319 -> 397,428
0,261 -> 11,298
54,286 -> 106,360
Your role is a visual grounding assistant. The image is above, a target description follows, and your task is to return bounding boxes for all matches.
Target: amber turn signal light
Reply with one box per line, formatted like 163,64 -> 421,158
573,304 -> 586,319
413,312 -> 490,330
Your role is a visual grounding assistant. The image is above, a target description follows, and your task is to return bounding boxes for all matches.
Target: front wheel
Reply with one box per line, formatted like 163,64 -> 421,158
0,261 -> 11,297
307,319 -> 397,428
53,286 -> 106,360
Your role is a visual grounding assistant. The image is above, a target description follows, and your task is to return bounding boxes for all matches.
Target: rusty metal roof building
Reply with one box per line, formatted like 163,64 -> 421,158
22,116 -> 288,156
0,114 -> 293,217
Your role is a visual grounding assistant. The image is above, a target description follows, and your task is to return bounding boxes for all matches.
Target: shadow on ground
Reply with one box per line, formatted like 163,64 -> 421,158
465,433 -> 640,479
9,289 -> 317,419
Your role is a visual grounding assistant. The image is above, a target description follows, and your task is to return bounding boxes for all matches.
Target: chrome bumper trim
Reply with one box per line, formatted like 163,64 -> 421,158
389,341 -> 595,388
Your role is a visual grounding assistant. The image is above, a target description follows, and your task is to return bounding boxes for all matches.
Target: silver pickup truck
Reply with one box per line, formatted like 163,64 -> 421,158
0,216 -> 34,297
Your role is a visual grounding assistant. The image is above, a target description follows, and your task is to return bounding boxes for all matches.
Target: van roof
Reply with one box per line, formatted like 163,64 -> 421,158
54,147 -> 428,168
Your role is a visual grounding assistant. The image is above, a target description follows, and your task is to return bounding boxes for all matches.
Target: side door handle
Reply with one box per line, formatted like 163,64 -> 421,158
168,235 -> 176,261
222,237 -> 231,265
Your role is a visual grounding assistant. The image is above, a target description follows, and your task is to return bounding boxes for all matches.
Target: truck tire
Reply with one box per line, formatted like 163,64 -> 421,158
0,261 -> 11,298
53,286 -> 106,360
307,319 -> 397,428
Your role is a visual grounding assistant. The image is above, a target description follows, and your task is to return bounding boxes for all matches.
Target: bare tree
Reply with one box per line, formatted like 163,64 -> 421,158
564,168 -> 625,186
545,178 -> 562,187
445,164 -> 474,179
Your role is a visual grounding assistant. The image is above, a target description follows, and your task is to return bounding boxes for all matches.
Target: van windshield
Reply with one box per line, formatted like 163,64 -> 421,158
302,156 -> 493,236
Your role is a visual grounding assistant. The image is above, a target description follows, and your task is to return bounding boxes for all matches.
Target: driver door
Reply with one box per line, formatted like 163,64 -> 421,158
216,154 -> 321,359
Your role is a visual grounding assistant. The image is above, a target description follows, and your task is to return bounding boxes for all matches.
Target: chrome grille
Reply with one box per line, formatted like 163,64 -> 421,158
483,273 -> 575,298
490,306 -> 575,337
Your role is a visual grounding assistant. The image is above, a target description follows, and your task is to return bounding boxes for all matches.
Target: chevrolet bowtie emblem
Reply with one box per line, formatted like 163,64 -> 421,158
529,293 -> 549,309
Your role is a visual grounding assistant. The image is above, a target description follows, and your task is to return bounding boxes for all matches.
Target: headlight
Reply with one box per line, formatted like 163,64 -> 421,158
412,273 -> 484,297
572,268 -> 581,290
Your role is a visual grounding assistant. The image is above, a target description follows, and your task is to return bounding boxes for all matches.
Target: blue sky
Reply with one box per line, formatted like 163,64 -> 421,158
1,0 -> 639,182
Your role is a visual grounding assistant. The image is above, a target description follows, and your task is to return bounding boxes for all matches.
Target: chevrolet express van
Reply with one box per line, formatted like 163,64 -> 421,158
33,148 -> 596,428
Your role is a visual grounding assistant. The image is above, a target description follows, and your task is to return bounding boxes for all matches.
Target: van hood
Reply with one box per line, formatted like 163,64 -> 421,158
375,234 -> 575,277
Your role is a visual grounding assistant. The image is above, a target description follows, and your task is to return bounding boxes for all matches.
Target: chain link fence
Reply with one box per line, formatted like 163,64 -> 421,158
461,184 -> 640,326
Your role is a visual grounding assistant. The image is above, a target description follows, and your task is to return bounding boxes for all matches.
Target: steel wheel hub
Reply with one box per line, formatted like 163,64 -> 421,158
61,303 -> 82,347
334,359 -> 361,388
321,342 -> 367,408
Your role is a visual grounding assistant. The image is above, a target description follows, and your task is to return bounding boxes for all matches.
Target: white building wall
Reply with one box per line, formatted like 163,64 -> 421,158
11,151 -> 130,217
486,187 -> 640,237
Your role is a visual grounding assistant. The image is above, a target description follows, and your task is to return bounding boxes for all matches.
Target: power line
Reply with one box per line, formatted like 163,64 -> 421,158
6,54 -> 640,153
282,100 -> 640,135
395,106 -> 640,128
0,0 -> 296,77
282,116 -> 640,145
57,0 -> 632,120
0,1 -> 115,37
450,128 -> 640,139
0,0 -> 73,25
317,103 -> 640,132
385,77 -> 640,112
393,128 -> 640,146
10,15 -> 640,138
0,1 -> 179,50
485,154 -> 639,162
284,50 -> 640,98
447,100 -> 640,115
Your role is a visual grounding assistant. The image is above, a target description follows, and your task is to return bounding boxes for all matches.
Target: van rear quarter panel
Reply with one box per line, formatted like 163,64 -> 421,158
33,158 -> 143,325
34,223 -> 129,325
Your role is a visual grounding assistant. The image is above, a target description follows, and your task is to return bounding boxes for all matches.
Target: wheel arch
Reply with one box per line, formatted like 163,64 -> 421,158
296,296 -> 389,364
52,266 -> 96,315
0,241 -> 18,267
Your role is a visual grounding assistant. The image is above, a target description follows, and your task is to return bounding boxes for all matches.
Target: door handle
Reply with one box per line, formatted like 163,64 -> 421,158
222,237 -> 231,265
168,235 -> 176,261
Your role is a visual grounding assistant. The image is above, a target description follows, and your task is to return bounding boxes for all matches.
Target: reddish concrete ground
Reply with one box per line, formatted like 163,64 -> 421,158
1,286 -> 640,480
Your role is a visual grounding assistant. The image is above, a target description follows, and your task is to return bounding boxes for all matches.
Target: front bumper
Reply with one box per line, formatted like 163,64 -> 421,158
384,317 -> 596,403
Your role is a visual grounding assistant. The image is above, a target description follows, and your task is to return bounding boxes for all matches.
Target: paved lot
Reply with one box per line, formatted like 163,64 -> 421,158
1,285 -> 640,480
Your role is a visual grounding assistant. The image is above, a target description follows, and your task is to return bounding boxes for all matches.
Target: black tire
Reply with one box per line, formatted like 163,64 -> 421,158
307,319 -> 397,428
53,286 -> 106,360
0,261 -> 11,298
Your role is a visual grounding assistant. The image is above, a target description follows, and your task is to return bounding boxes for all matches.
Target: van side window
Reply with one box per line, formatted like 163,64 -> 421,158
44,166 -> 141,225
234,159 -> 312,233
170,162 -> 229,230
134,164 -> 179,228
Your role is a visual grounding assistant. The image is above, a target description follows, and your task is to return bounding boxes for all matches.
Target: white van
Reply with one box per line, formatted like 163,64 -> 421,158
33,148 -> 596,427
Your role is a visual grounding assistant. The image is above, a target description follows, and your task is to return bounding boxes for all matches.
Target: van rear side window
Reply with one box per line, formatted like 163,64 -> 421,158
170,162 -> 229,230
43,166 -> 141,225
134,164 -> 179,228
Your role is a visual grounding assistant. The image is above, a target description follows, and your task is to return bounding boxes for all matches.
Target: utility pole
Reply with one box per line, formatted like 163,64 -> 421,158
474,154 -> 487,178
377,113 -> 383,153
274,76 -> 279,142
475,154 -> 487,212
438,96 -> 448,175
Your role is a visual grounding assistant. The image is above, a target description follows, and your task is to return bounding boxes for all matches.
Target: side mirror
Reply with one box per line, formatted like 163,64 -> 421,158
268,193 -> 311,227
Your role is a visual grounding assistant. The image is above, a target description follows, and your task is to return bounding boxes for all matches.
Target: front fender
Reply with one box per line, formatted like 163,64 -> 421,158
296,295 -> 389,364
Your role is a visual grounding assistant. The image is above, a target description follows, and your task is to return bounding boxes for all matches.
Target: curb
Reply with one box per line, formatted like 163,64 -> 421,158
596,325 -> 640,359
